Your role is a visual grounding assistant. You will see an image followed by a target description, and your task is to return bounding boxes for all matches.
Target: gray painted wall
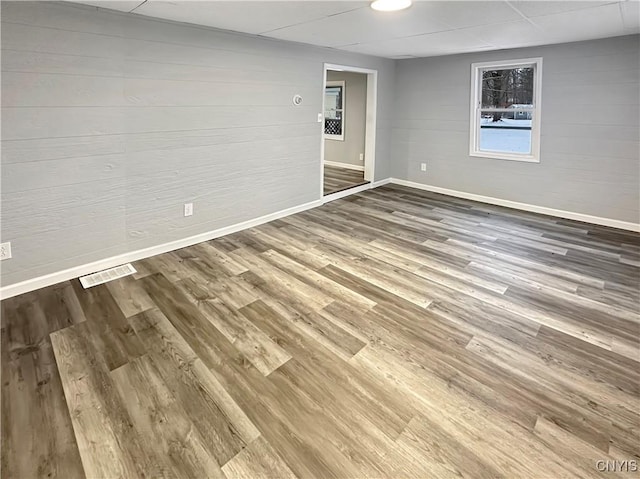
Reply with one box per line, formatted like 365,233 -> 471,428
324,70 -> 367,168
0,1 -> 395,287
392,35 -> 640,224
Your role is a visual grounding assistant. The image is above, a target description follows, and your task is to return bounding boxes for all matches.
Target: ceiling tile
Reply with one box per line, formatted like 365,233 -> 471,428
509,1 -> 614,18
530,3 -> 626,41
133,1 -> 367,35
68,0 -> 634,59
266,3 -> 451,48
341,29 -> 494,58
461,19 -> 546,49
75,1 -> 144,12
425,1 -> 523,29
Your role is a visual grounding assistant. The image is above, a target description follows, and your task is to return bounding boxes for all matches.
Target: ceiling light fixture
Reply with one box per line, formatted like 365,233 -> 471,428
370,0 -> 412,12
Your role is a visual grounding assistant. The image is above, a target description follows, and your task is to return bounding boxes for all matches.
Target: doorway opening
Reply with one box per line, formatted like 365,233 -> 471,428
321,64 -> 377,200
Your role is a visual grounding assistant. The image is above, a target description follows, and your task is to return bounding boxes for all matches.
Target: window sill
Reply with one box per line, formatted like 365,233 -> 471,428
325,135 -> 344,141
470,150 -> 539,163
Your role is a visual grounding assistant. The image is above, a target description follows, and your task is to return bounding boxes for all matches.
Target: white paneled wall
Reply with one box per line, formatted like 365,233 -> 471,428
0,1 -> 395,288
392,35 -> 640,224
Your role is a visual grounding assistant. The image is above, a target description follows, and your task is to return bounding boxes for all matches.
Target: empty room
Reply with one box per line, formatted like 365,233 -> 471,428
1,0 -> 639,478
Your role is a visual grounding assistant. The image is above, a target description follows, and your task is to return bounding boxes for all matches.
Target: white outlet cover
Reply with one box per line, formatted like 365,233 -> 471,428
420,163 -> 427,171
0,242 -> 12,260
184,203 -> 193,217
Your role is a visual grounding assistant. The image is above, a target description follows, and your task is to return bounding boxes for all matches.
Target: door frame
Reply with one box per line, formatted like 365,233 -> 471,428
320,63 -> 378,200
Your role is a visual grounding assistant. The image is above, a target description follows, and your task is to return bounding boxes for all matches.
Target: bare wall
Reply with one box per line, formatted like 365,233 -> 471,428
324,70 -> 367,168
391,35 -> 640,224
0,1 -> 395,287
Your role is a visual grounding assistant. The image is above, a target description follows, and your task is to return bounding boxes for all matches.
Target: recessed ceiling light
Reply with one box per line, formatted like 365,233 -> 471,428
370,0 -> 412,12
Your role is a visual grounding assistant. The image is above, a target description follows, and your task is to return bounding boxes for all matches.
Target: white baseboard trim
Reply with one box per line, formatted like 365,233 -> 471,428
390,178 -> 640,232
0,199 -> 323,300
323,181 -> 373,204
324,161 -> 365,171
371,178 -> 392,188
5,176 -> 634,300
322,177 -> 391,204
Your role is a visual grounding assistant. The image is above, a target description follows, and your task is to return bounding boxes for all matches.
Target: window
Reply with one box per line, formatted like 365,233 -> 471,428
324,81 -> 344,141
470,58 -> 542,162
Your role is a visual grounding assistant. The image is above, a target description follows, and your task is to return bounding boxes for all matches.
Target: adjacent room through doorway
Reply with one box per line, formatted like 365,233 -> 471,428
323,69 -> 370,196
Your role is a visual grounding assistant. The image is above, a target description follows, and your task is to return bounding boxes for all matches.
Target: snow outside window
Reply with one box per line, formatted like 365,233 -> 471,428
470,58 -> 542,163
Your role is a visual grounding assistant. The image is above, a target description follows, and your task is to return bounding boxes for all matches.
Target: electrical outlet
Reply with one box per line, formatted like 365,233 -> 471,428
317,113 -> 323,123
184,203 -> 193,217
0,242 -> 12,261
420,163 -> 427,172
359,153 -> 364,163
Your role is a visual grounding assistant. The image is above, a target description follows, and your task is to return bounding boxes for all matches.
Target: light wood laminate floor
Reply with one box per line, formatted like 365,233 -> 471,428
2,185 -> 639,479
323,165 -> 367,195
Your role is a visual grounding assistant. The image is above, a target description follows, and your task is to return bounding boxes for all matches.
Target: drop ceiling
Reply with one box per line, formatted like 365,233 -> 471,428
71,0 -> 640,58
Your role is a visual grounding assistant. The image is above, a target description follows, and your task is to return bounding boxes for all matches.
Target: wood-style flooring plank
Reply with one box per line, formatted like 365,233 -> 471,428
138,273 -> 248,370
239,299 -> 415,440
2,184 -> 638,478
395,414 -> 505,479
110,355 -> 226,478
128,309 -> 260,465
194,297 -> 292,376
323,165 -> 367,195
229,247 -> 334,312
353,345 -> 600,478
50,322 -> 166,479
175,274 -> 259,312
221,436 -> 297,479
106,275 -> 155,318
1,295 -> 85,479
70,281 -> 145,371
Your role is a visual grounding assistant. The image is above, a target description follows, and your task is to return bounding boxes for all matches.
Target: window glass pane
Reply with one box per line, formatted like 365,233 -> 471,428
479,110 -> 532,154
481,67 -> 534,109
325,86 -> 343,111
325,85 -> 343,136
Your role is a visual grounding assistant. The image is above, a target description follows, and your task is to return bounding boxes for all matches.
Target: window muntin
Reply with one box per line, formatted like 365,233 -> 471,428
470,58 -> 542,162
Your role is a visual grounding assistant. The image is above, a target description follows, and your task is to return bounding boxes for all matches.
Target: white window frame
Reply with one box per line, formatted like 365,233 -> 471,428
324,80 -> 345,141
469,57 -> 543,163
